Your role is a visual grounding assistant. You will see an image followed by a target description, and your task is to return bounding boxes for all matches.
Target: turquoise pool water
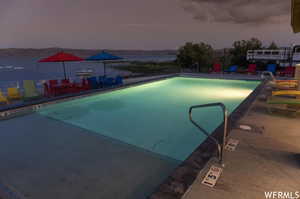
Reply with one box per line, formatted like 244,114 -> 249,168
38,77 -> 260,161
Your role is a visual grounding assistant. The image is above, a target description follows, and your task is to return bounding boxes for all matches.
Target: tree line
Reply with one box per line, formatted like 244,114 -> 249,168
177,38 -> 279,72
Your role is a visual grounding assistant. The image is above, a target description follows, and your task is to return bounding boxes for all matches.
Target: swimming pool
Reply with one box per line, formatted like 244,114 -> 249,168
0,77 -> 260,199
39,77 -> 259,161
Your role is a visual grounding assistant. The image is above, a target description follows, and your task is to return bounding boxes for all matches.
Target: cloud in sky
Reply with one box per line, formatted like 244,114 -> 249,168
0,0 -> 298,49
181,0 -> 290,24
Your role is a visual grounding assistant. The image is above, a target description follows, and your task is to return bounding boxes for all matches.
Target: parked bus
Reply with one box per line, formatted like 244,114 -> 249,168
247,45 -> 300,67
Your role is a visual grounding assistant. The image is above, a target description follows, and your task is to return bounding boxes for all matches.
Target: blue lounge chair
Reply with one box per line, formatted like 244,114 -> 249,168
267,64 -> 277,75
98,76 -> 106,87
224,65 -> 238,73
87,76 -> 99,89
115,76 -> 123,85
103,77 -> 114,87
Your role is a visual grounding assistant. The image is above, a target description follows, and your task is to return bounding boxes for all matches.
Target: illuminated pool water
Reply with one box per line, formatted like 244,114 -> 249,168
39,77 -> 260,161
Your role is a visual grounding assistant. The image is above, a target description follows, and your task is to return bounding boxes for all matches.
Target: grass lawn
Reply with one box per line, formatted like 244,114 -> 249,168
113,61 -> 180,74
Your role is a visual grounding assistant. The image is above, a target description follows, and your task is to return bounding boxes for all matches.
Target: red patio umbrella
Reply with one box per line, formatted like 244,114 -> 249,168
38,52 -> 84,79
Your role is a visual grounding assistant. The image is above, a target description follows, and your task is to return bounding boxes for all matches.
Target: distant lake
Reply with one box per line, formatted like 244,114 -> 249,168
0,54 -> 176,89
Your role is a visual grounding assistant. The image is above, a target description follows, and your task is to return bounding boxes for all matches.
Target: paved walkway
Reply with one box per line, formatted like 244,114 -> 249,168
183,91 -> 300,199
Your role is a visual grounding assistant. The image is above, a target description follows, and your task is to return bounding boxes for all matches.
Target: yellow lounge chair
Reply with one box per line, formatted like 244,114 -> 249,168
276,79 -> 298,86
7,87 -> 22,100
276,79 -> 298,83
272,90 -> 300,97
0,90 -> 9,104
268,96 -> 300,105
267,96 -> 300,114
23,80 -> 40,100
272,82 -> 298,90
277,82 -> 297,86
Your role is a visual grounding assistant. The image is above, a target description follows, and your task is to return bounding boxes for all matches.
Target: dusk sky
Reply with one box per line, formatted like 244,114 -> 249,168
1,0 -> 299,50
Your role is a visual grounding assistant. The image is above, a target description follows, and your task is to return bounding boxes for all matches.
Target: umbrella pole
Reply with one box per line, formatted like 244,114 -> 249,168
62,61 -> 67,79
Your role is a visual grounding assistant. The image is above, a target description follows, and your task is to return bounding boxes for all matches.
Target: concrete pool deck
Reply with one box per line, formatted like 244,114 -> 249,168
0,113 -> 180,199
182,87 -> 300,199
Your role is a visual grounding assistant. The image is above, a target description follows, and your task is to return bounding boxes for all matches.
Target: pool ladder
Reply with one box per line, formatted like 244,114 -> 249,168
189,103 -> 228,166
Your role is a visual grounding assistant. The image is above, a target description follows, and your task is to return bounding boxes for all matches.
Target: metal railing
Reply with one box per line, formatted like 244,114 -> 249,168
189,103 -> 228,166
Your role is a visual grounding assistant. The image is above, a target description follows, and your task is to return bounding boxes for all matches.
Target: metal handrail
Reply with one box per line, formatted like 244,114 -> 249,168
189,103 -> 228,166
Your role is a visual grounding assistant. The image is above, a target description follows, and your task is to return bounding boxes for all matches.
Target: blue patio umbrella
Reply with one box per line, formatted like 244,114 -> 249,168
86,51 -> 123,76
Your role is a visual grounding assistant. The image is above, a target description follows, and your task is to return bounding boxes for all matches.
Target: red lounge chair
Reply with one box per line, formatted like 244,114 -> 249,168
60,79 -> 75,94
48,80 -> 63,96
71,82 -> 82,93
43,82 -> 57,97
211,63 -> 222,73
247,64 -> 257,74
61,79 -> 70,84
49,80 -> 58,85
279,66 -> 295,77
81,79 -> 91,91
